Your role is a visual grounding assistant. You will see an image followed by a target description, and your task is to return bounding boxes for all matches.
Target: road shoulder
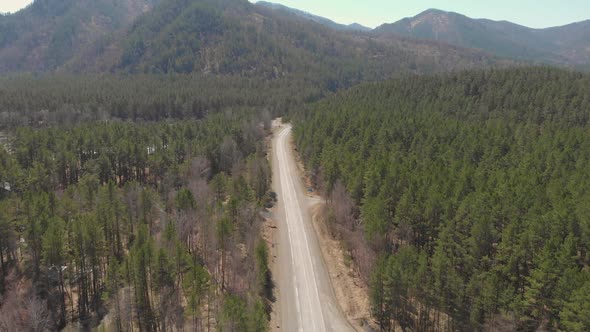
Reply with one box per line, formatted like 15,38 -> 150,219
290,135 -> 377,332
267,121 -> 282,331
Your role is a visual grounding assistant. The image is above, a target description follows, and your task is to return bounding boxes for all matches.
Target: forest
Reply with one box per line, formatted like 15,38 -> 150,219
0,74 -> 320,129
1,0 -> 589,331
294,67 -> 590,331
0,76 -> 277,330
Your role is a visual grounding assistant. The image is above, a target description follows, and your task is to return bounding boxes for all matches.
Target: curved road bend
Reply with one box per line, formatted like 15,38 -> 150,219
272,124 -> 354,332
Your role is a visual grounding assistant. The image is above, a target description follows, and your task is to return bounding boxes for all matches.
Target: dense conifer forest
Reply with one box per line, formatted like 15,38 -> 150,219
294,67 -> 590,331
0,77 -> 276,330
0,74 -> 319,129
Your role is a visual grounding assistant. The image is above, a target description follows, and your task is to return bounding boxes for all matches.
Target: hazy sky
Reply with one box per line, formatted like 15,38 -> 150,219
1,0 -> 589,29
0,0 -> 32,13
256,0 -> 590,28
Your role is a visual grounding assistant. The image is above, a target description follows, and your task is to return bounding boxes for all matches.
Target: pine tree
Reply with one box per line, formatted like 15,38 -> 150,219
559,276 -> 590,331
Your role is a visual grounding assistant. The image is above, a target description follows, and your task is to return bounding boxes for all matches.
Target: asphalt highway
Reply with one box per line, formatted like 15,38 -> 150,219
272,124 -> 354,332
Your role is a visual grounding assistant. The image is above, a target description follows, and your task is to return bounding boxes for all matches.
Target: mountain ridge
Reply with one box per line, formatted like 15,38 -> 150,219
0,0 -> 513,82
254,1 -> 370,32
376,8 -> 590,66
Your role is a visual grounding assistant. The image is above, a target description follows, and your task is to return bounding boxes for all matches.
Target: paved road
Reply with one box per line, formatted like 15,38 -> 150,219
272,124 -> 354,332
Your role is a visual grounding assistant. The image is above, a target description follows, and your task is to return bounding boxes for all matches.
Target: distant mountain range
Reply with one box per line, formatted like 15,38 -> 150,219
1,1 -> 588,75
375,9 -> 590,67
0,0 -> 511,82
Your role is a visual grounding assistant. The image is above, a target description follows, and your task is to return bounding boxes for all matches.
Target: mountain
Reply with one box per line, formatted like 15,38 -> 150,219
0,0 -> 513,81
0,0 -> 159,72
541,20 -> 590,64
375,9 -> 590,66
348,23 -> 372,32
254,1 -> 370,32
76,0 -> 515,82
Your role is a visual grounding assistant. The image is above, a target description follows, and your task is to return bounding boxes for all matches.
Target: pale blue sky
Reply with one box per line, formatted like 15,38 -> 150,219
0,0 -> 32,13
255,0 -> 590,28
1,0 -> 589,29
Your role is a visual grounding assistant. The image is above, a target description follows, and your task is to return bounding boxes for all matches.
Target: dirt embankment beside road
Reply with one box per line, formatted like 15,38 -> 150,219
291,136 -> 377,332
310,203 -> 377,331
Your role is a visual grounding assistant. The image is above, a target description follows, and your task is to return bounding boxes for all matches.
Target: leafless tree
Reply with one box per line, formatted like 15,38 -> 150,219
190,179 -> 213,262
260,109 -> 273,131
218,137 -> 242,174
0,280 -> 26,331
247,156 -> 271,201
241,120 -> 265,156
186,156 -> 211,181
320,182 -> 376,283
176,207 -> 195,254
124,183 -> 141,235
121,287 -> 134,332
27,295 -> 52,332
157,287 -> 184,332
329,180 -> 356,231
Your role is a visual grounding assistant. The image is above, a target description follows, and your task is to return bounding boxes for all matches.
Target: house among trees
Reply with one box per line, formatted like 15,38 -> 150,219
1,182 -> 10,196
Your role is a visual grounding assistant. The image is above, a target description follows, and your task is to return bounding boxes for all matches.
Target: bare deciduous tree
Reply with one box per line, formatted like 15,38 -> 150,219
0,280 -> 26,331
27,295 -> 52,332
186,156 -> 211,181
247,156 -> 271,202
218,137 -> 242,174
329,180 -> 356,231
260,109 -> 272,131
157,287 -> 183,332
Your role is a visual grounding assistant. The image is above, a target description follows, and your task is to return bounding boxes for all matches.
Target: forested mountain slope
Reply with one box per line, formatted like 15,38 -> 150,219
376,9 -> 590,67
0,0 -> 158,72
294,67 -> 590,331
0,0 -> 514,83
87,0 -> 512,85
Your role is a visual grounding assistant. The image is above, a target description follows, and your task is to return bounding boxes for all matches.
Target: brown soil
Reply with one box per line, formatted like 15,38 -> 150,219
310,203 -> 377,331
